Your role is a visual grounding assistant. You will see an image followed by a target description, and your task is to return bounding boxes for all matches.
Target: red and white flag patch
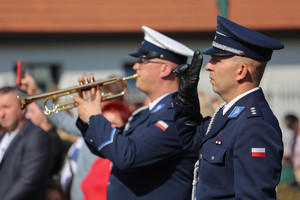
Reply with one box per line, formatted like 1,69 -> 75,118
251,148 -> 266,157
155,120 -> 169,131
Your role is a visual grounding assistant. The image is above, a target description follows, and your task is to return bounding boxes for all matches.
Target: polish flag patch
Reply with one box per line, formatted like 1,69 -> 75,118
251,148 -> 266,157
155,120 -> 169,131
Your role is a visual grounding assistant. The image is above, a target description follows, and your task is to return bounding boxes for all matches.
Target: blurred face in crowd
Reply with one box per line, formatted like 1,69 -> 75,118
25,102 -> 46,128
103,110 -> 124,128
0,91 -> 24,133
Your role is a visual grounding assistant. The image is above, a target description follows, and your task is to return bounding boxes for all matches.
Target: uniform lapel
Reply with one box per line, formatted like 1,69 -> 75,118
201,107 -> 228,144
123,106 -> 150,135
130,108 -> 150,128
123,93 -> 173,135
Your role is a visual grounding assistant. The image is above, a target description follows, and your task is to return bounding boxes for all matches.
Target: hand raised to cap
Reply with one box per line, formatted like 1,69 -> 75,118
172,50 -> 203,105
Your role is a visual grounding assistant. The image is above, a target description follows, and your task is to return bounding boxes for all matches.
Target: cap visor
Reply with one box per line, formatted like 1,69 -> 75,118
203,47 -> 234,56
129,51 -> 144,57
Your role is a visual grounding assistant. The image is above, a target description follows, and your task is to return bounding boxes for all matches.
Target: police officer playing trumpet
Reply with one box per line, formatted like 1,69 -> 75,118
74,26 -> 198,200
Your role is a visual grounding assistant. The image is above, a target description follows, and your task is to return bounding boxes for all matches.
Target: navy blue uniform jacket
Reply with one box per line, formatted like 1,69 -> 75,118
77,93 -> 197,200
173,88 -> 283,200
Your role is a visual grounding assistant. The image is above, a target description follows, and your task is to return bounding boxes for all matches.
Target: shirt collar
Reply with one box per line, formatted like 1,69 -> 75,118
223,87 -> 260,115
6,129 -> 19,137
0,130 -> 19,163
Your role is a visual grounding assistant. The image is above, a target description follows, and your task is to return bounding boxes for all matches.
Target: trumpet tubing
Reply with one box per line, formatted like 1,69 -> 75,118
18,74 -> 138,115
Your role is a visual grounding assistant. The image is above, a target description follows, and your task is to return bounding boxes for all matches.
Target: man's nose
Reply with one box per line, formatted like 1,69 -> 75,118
133,63 -> 140,70
205,62 -> 212,71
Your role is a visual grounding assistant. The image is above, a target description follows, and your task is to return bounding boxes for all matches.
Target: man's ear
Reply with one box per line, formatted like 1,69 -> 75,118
236,64 -> 249,81
160,64 -> 173,78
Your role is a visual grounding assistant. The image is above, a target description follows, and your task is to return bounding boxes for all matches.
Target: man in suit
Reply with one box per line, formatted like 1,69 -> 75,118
172,16 -> 284,199
0,86 -> 50,200
73,26 -> 198,199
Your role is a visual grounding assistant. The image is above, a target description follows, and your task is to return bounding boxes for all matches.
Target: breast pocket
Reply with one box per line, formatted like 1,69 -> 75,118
199,142 -> 227,187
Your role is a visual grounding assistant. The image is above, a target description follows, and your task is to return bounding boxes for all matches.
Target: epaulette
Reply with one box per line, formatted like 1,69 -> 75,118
246,103 -> 262,119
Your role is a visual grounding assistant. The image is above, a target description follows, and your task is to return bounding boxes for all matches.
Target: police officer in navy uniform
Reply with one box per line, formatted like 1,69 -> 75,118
74,26 -> 198,199
172,16 -> 284,199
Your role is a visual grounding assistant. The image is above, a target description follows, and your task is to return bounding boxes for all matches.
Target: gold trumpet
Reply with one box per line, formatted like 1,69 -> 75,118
18,74 -> 138,115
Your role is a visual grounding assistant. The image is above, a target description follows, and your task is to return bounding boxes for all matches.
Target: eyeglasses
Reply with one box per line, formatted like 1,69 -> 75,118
137,58 -> 166,65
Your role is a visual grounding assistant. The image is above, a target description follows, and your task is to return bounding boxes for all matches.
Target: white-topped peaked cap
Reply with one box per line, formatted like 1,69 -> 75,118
142,26 -> 194,58
130,26 -> 194,64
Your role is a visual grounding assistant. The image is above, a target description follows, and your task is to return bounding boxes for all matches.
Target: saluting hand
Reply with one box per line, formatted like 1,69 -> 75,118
172,50 -> 203,105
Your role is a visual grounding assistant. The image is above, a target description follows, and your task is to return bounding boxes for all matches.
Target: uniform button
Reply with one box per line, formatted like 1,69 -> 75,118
197,177 -> 200,182
108,181 -> 110,186
199,154 -> 203,160
89,139 -> 94,143
211,156 -> 215,160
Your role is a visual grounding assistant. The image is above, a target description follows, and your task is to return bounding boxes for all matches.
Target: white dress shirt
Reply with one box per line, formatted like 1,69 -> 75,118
0,130 -> 19,163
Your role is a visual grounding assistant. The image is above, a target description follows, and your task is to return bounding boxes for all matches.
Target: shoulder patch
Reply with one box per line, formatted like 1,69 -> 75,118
228,106 -> 245,118
246,104 -> 262,118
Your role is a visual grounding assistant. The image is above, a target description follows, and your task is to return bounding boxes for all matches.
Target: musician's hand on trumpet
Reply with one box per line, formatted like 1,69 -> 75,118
73,73 -> 102,124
